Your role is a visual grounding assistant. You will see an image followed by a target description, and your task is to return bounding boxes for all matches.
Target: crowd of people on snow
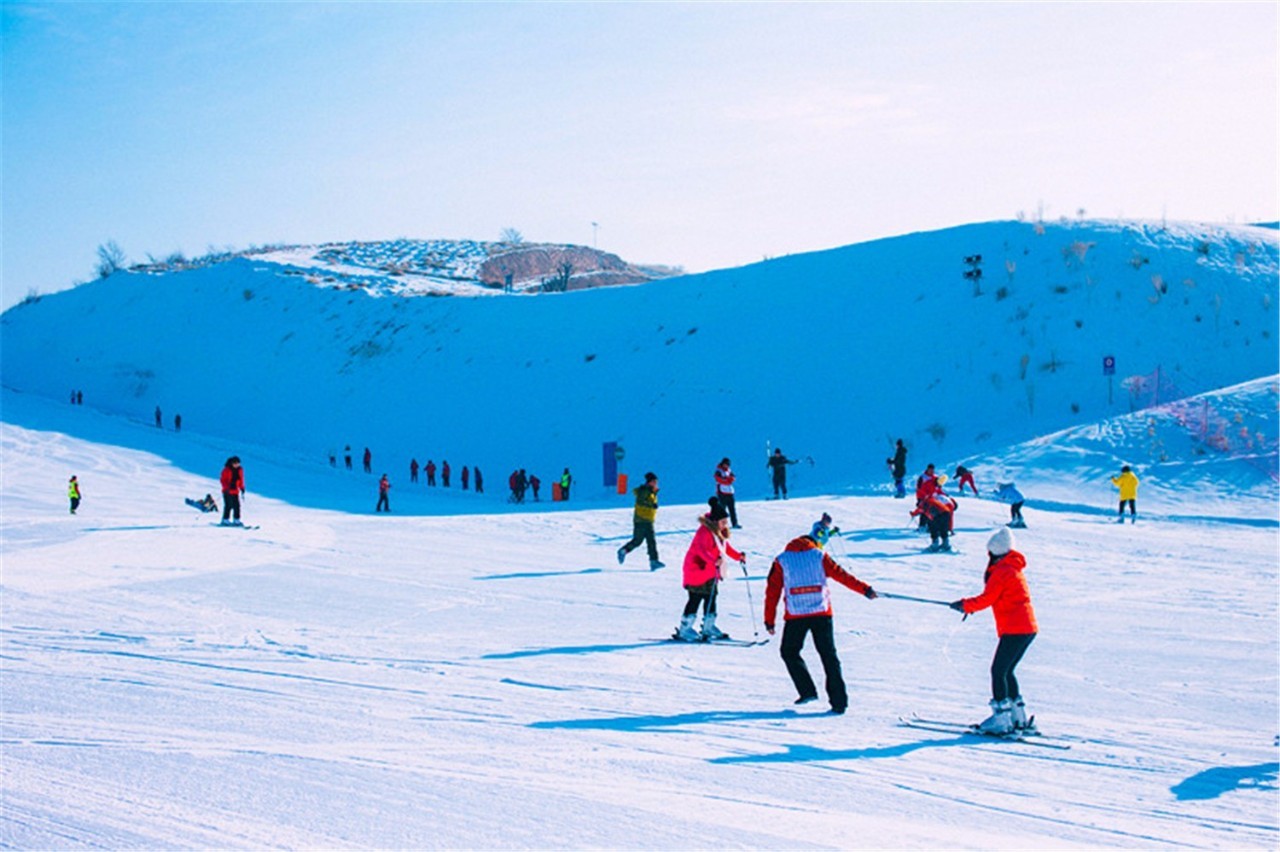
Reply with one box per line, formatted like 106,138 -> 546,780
61,428 -> 1151,734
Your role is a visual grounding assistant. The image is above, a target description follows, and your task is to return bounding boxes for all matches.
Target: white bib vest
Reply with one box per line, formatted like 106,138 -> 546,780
777,547 -> 830,617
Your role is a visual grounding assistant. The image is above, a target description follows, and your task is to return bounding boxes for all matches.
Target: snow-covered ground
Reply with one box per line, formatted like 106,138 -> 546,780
3,399 -> 1276,848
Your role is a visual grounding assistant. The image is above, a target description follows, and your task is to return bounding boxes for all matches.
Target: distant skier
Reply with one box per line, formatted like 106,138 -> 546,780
174,413 -> 182,432
560,467 -> 573,501
410,459 -> 419,483
949,527 -> 1038,734
714,457 -> 740,528
953,464 -> 978,496
529,473 -> 541,501
329,449 -> 337,468
461,466 -> 470,491
220,456 -> 246,526
155,405 -> 162,428
915,475 -> 958,552
767,448 -> 798,499
68,476 -> 81,515
763,514 -> 877,714
425,459 -> 436,486
1111,465 -> 1139,523
363,447 -> 372,474
441,460 -> 451,488
993,482 -> 1027,528
673,498 -> 745,642
914,463 -> 938,530
344,446 -> 352,470
474,467 -> 484,494
617,472 -> 663,570
886,439 -> 908,498
508,470 -> 522,503
376,474 -> 391,512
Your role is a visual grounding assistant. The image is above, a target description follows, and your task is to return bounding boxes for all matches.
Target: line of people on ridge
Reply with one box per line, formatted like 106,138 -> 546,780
666,494 -> 1039,733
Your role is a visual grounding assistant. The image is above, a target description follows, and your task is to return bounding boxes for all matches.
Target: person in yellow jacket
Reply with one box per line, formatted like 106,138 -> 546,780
617,472 -> 664,570
1110,465 -> 1139,523
68,475 -> 81,515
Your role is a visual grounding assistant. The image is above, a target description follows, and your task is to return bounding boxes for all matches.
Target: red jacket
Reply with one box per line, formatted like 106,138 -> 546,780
764,536 -> 870,627
220,465 -> 244,495
682,516 -> 744,588
961,550 -> 1038,635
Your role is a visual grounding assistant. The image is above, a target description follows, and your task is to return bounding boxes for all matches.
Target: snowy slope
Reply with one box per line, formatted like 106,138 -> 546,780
3,219 -> 1276,510
2,404 -> 1277,848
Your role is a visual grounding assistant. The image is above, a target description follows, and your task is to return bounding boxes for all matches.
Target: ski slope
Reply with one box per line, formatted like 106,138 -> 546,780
2,401 -> 1276,848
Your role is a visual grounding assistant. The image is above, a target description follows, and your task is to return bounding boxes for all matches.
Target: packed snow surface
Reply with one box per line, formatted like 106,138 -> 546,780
2,390 -> 1276,849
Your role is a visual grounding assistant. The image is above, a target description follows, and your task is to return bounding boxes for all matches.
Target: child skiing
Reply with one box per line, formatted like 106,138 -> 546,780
949,527 -> 1038,734
1111,465 -> 1139,523
993,481 -> 1027,528
68,476 -> 80,514
763,514 -> 878,714
617,472 -> 663,570
673,498 -> 746,642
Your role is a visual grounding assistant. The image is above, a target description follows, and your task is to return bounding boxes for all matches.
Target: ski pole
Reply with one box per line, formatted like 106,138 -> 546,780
738,559 -> 761,641
878,592 -> 954,607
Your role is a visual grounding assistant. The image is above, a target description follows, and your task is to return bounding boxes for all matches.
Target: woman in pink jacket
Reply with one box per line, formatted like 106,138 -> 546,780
673,498 -> 745,642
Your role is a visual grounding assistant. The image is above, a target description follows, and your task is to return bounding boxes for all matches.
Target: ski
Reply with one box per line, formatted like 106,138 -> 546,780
212,523 -> 261,530
643,637 -> 769,647
898,716 -> 1070,749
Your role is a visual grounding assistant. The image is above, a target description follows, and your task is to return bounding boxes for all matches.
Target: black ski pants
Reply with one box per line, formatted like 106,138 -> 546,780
622,518 -> 658,561
1118,499 -> 1136,517
990,632 -> 1036,702
717,493 -> 739,526
780,615 -> 847,712
222,491 -> 241,523
682,584 -> 718,617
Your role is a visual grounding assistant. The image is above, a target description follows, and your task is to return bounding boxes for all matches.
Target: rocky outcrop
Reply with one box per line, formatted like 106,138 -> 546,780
478,244 -> 658,290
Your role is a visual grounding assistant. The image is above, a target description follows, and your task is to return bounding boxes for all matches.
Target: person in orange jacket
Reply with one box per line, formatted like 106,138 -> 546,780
376,474 -> 391,512
764,515 -> 877,714
950,527 -> 1038,734
673,498 -> 745,642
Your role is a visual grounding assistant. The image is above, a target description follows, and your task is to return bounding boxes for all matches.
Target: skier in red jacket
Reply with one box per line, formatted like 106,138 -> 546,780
713,458 -> 740,528
950,527 -> 1039,734
764,515 -> 877,714
219,456 -> 245,526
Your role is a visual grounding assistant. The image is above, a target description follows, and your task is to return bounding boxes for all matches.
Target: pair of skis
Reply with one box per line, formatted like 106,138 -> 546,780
898,714 -> 1071,749
645,635 -> 770,647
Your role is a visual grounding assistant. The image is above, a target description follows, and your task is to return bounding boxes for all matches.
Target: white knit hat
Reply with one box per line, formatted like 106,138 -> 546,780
987,527 -> 1015,556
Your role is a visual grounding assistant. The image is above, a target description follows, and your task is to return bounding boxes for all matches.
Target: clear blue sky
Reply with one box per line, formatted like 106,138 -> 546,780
2,2 -> 1275,309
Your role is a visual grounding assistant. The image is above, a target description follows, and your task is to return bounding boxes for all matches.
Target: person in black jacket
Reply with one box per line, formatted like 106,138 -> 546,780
887,439 -> 908,498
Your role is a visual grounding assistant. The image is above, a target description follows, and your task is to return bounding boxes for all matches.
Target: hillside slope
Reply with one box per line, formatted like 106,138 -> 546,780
3,219 -> 1276,506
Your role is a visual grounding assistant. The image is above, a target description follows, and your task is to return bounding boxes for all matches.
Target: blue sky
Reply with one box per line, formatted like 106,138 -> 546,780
2,2 -> 1275,309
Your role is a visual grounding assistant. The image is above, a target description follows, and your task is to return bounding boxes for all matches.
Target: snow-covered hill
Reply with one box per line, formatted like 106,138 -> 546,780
2,219 -> 1276,510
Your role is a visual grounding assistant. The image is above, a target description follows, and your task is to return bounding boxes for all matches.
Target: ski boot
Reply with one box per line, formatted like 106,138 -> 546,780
975,698 -> 1014,735
672,615 -> 701,642
616,546 -> 627,565
700,613 -> 729,641
1009,696 -> 1036,732
649,559 -> 665,571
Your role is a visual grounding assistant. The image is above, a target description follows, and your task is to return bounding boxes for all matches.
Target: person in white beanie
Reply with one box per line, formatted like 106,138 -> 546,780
949,527 -> 1038,734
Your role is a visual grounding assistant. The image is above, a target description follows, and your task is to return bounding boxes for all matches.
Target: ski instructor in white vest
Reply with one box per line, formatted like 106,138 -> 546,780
763,514 -> 878,714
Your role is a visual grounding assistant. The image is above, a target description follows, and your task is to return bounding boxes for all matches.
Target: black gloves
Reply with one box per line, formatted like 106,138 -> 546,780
864,586 -> 878,600
949,600 -> 965,612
